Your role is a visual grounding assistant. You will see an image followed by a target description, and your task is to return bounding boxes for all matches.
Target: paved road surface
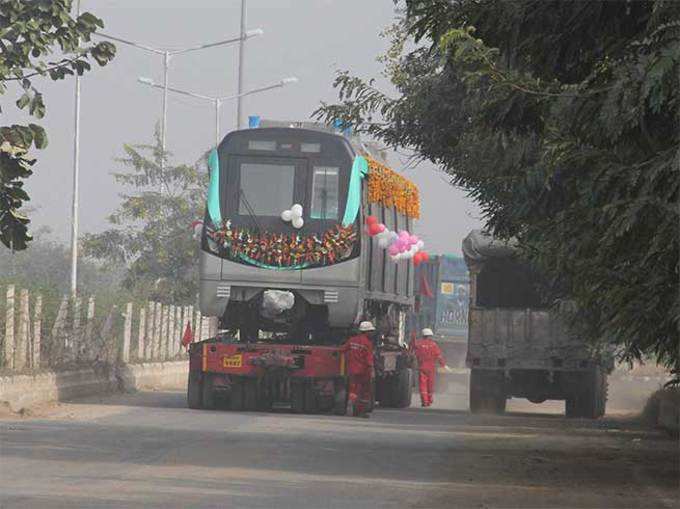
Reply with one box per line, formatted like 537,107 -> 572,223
0,387 -> 676,508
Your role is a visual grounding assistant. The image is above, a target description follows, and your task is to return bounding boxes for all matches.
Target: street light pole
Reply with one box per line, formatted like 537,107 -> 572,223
237,0 -> 247,129
214,99 -> 221,148
161,51 -> 170,174
137,77 -> 299,148
69,0 -> 81,297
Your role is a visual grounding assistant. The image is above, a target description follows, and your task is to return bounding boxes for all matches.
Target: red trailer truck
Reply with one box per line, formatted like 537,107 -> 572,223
187,335 -> 349,413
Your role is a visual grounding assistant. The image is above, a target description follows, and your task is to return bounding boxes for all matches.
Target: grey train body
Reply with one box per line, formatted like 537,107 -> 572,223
199,126 -> 414,336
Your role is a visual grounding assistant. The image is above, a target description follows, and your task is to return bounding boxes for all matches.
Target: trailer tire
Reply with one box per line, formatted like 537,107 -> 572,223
304,383 -> 319,414
202,374 -> 216,410
187,372 -> 203,409
243,379 -> 258,412
229,381 -> 244,411
393,369 -> 412,408
291,380 -> 305,414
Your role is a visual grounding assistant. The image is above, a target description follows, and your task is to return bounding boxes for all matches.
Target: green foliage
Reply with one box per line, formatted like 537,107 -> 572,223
316,0 -> 679,374
0,0 -> 116,250
82,126 -> 207,305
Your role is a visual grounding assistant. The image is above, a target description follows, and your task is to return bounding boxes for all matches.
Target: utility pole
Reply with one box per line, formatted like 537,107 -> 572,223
236,0 -> 247,129
69,0 -> 81,297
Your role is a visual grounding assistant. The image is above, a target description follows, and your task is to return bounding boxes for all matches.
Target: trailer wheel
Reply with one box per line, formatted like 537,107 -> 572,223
187,371 -> 203,409
291,380 -> 305,414
202,374 -> 216,410
304,383 -> 319,414
469,369 -> 506,415
393,368 -> 413,408
229,381 -> 244,411
243,379 -> 258,412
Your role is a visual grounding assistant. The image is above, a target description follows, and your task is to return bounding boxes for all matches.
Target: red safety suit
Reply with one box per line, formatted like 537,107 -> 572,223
412,337 -> 445,407
342,333 -> 374,416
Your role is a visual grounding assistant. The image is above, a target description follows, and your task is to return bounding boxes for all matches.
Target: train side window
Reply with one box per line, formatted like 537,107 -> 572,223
310,166 -> 339,220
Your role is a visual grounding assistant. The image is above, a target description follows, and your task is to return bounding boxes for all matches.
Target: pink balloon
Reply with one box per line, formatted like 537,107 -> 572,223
398,230 -> 409,240
388,244 -> 400,256
409,234 -> 419,245
377,224 -> 386,233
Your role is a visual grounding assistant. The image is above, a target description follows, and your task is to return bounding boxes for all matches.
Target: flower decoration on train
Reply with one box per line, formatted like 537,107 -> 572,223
365,157 -> 420,219
364,215 -> 429,266
206,220 -> 357,269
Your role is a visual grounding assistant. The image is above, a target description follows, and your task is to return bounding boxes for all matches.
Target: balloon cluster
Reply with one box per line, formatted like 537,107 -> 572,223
281,204 -> 304,229
365,216 -> 430,265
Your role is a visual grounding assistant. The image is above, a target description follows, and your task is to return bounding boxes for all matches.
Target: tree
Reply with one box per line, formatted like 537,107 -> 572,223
0,0 -> 116,250
316,1 -> 679,374
82,127 -> 207,304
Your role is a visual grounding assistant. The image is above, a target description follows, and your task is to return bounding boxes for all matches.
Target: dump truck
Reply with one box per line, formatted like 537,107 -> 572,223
189,120 -> 419,412
462,230 -> 612,418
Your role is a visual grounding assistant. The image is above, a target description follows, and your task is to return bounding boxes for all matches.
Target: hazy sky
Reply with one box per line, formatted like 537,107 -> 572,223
9,0 -> 481,255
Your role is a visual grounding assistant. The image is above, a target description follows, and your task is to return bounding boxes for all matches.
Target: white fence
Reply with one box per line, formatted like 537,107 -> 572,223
0,284 -> 217,372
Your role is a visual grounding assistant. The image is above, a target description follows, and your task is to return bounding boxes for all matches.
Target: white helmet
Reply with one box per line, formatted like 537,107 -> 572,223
421,328 -> 434,337
359,321 -> 376,332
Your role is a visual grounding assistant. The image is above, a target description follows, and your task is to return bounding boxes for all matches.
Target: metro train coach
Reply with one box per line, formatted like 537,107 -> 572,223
199,120 -> 422,342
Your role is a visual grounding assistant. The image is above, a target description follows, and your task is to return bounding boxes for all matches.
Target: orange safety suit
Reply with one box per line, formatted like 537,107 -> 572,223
412,337 -> 445,407
342,333 -> 374,416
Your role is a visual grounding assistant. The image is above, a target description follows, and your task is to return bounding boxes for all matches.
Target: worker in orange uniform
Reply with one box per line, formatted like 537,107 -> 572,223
342,321 -> 376,418
413,328 -> 445,407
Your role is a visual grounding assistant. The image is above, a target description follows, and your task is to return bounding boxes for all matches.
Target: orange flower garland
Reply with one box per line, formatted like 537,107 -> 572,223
365,156 -> 420,219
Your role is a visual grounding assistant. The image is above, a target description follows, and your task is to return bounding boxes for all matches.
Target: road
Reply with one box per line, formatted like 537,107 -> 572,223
0,384 -> 676,509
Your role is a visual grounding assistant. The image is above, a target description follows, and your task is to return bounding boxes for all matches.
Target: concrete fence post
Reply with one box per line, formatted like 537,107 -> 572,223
100,305 -> 117,363
47,295 -> 69,363
159,305 -> 167,361
167,305 -> 176,359
153,302 -> 161,360
71,296 -> 81,355
137,306 -> 146,361
15,289 -> 30,370
122,302 -> 132,363
145,301 -> 154,360
84,296 -> 95,359
4,285 -> 15,370
32,295 -> 42,369
173,306 -> 181,357
194,310 -> 202,343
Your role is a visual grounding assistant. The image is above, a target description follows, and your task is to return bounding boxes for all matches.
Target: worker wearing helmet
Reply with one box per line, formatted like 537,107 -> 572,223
342,321 -> 376,417
412,328 -> 445,407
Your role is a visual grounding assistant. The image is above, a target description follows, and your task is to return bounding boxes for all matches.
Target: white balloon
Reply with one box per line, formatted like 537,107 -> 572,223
416,240 -> 425,250
281,209 -> 293,222
291,204 -> 303,218
292,216 -> 304,229
378,237 -> 390,249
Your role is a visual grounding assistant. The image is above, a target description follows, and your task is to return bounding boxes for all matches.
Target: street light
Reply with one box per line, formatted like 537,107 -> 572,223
137,76 -> 299,148
95,28 -> 263,171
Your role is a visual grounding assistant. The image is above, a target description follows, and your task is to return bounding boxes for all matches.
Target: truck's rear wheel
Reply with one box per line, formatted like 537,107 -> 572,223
202,374 -> 216,410
187,372 -> 203,409
469,369 -> 506,415
566,367 -> 606,419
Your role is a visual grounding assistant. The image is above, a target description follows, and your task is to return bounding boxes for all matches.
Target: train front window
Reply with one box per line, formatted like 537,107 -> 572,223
238,162 -> 295,216
310,166 -> 339,220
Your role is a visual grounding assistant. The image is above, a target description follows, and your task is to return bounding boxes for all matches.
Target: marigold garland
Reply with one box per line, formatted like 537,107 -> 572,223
365,156 -> 420,219
207,222 -> 357,269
